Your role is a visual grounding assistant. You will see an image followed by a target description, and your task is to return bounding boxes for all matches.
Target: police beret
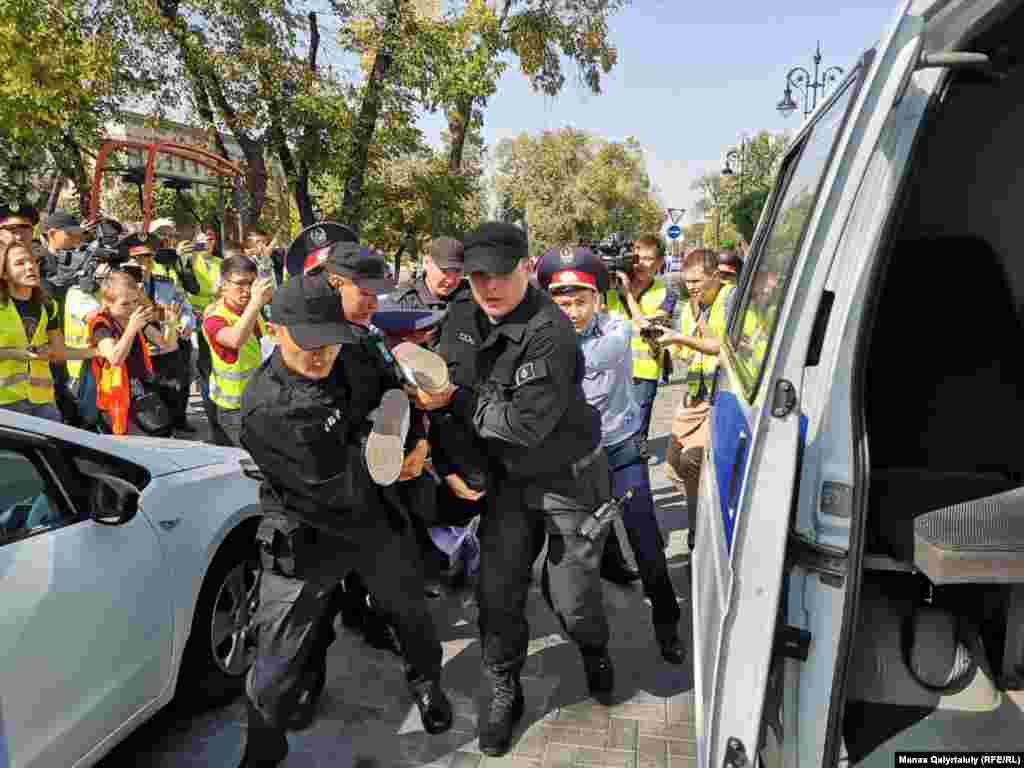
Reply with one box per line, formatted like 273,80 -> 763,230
286,221 -> 358,278
0,203 -> 40,227
463,222 -> 528,275
536,246 -> 609,294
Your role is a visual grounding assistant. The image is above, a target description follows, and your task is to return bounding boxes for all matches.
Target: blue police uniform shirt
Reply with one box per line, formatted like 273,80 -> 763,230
578,312 -> 643,448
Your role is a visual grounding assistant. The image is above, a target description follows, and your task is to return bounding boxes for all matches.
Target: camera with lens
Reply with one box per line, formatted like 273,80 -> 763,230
593,233 -> 635,277
72,219 -> 136,293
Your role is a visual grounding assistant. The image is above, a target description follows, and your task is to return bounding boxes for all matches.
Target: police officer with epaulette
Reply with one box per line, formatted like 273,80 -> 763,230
239,249 -> 453,768
416,222 -> 615,757
537,246 -> 686,665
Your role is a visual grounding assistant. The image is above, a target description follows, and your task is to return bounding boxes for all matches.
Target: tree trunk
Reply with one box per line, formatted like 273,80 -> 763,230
393,241 -> 405,280
59,134 -> 92,217
159,0 -> 267,228
446,94 -> 474,174
340,0 -> 403,232
46,175 -> 64,216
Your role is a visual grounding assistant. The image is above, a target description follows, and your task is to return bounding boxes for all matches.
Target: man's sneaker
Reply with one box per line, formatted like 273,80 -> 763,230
479,669 -> 525,756
365,389 -> 410,486
582,649 -> 615,704
391,342 -> 450,393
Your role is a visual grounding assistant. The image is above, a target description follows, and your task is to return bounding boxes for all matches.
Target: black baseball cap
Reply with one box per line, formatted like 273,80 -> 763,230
463,222 -> 528,275
324,242 -> 396,292
45,210 -> 83,234
271,275 -> 354,350
286,221 -> 358,278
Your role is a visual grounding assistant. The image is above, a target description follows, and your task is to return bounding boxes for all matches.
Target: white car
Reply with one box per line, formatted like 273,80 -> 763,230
0,409 -> 264,768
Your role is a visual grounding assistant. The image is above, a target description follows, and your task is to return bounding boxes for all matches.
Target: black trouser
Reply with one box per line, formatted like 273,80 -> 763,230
246,514 -> 442,759
49,361 -> 80,427
602,433 -> 681,629
195,331 -> 219,434
151,350 -> 186,428
477,453 -> 611,673
211,404 -> 243,447
174,338 -> 192,427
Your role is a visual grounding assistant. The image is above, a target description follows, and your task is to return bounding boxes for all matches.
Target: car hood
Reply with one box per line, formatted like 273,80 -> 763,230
111,437 -> 249,473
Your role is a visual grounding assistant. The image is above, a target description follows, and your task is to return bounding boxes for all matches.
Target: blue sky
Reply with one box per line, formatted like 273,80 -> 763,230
418,0 -> 904,228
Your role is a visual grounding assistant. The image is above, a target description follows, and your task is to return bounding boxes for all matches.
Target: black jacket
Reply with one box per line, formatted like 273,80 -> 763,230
435,283 -> 601,479
392,276 -> 451,313
240,322 -> 425,536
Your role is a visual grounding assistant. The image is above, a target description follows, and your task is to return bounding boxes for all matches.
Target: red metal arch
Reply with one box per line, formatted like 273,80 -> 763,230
90,139 -> 244,232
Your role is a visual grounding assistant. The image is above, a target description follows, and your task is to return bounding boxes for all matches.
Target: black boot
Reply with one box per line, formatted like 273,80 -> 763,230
654,623 -> 687,666
479,668 -> 525,756
582,649 -> 615,703
240,700 -> 288,767
408,676 -> 454,734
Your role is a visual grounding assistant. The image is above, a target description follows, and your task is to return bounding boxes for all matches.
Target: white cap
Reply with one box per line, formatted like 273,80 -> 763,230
149,217 -> 176,234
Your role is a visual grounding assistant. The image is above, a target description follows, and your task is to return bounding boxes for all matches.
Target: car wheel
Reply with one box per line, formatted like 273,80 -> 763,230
180,538 -> 260,703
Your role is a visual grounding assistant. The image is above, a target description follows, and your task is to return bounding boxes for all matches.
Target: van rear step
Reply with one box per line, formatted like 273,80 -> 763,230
913,487 -> 1024,585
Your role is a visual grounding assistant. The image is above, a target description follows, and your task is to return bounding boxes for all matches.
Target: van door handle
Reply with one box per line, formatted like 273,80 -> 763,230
727,432 -> 749,510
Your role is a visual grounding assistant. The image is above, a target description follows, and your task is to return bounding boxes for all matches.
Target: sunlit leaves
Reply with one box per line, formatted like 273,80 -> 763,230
495,128 -> 662,255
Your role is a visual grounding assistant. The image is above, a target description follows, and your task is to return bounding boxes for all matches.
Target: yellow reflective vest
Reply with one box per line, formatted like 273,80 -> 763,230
186,252 -> 221,315
606,278 -> 669,381
151,261 -> 182,290
203,300 -> 266,411
677,284 -> 735,401
64,286 -> 102,379
0,299 -> 55,406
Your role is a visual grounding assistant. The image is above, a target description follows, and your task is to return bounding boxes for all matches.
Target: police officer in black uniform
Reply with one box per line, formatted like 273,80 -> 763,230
239,269 -> 452,767
416,222 -> 615,757
393,236 -> 466,314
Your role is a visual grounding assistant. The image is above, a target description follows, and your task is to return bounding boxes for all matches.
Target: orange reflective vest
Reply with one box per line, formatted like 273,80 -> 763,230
88,312 -> 154,435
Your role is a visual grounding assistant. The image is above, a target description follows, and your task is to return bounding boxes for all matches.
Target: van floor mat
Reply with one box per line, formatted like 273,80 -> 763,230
849,697 -> 1024,767
844,702 -> 932,763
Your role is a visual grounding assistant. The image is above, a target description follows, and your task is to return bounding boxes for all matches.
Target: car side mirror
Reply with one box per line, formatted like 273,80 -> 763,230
89,473 -> 141,526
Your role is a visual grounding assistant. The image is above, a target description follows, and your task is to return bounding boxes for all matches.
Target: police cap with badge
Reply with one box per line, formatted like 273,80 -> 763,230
0,202 -> 40,230
286,221 -> 358,278
535,245 -> 610,294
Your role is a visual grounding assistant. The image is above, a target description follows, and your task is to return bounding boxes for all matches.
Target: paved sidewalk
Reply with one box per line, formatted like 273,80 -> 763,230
99,383 -> 694,768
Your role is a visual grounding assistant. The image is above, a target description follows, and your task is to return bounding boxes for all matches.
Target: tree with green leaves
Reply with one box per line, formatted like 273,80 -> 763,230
495,128 -> 663,255
720,130 -> 787,241
442,0 -> 627,174
0,0 -> 141,212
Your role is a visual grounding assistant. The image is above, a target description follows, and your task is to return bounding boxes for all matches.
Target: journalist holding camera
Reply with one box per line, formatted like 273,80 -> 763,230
602,234 -> 677,456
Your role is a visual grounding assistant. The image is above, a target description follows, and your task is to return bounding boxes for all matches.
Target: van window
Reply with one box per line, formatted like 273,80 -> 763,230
731,73 -> 859,396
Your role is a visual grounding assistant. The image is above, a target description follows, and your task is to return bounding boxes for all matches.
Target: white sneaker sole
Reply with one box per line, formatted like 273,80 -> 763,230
391,342 -> 450,393
366,389 -> 410,486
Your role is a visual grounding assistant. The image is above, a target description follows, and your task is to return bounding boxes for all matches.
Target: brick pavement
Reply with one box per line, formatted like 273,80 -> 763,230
98,383 -> 693,768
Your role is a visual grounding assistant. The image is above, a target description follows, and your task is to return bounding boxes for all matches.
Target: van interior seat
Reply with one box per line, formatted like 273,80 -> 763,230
913,488 -> 1024,584
866,236 -> 1024,563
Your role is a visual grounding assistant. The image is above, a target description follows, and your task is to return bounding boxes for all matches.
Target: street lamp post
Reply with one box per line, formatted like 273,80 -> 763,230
777,41 -> 844,119
722,140 -> 747,200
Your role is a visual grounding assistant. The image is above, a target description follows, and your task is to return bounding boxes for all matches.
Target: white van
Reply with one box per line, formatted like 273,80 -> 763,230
694,1 -> 1024,766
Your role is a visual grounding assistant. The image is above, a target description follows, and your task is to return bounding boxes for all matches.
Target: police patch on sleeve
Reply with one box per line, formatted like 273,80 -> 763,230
513,360 -> 548,388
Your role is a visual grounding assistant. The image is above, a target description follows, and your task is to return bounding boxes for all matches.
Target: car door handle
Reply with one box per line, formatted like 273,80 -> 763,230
727,432 -> 749,511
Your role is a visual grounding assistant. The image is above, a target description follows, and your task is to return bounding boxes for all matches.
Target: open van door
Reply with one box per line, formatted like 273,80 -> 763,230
692,3 -> 925,767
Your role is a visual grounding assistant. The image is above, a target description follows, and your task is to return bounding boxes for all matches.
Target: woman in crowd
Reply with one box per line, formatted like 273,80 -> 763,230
88,270 -> 179,435
0,234 -> 90,421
